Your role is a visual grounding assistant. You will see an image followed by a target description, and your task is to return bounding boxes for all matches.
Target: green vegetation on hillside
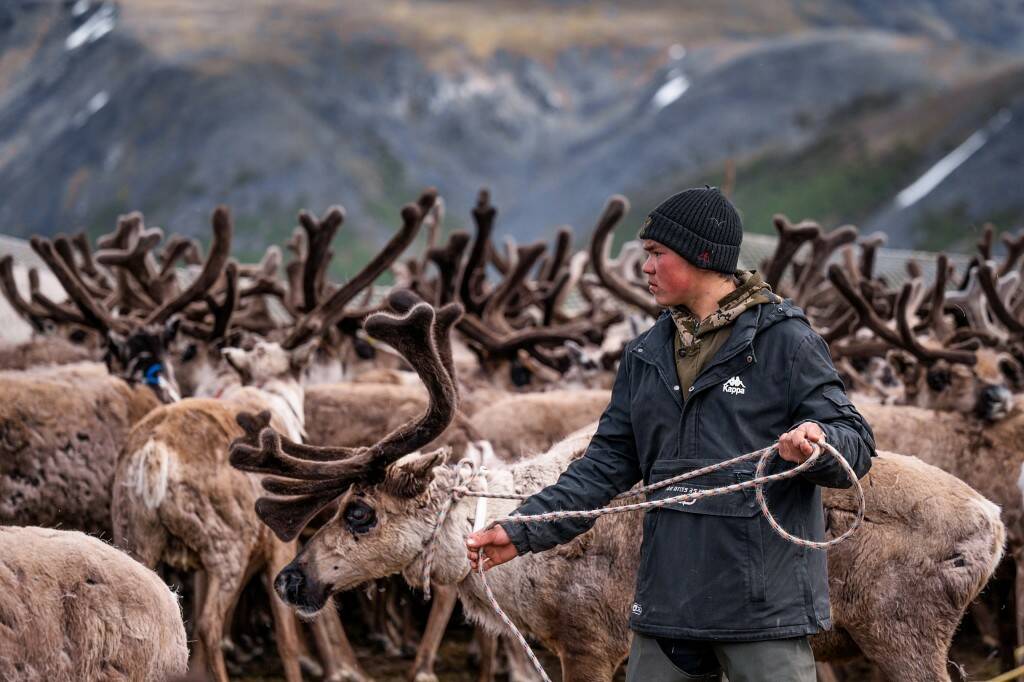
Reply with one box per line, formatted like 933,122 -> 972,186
727,136 -> 922,234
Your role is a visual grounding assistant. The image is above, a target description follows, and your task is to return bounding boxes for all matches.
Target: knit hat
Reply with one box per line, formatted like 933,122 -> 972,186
638,185 -> 743,273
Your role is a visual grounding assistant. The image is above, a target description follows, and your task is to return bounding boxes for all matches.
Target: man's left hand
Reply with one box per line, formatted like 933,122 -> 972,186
777,422 -> 826,464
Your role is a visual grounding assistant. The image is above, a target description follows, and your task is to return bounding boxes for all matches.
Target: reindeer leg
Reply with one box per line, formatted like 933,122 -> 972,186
188,571 -> 209,676
401,585 -> 418,655
373,579 -> 404,656
267,542 -> 307,682
816,662 -> 841,682
559,654 -> 615,682
476,628 -> 498,682
196,569 -> 245,682
408,582 -> 458,682
970,599 -> 1002,654
385,576 -> 415,656
1017,549 -> 1024,666
312,597 -> 371,682
503,635 -> 545,682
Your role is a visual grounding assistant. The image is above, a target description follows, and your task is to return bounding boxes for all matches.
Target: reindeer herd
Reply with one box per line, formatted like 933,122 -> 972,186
0,188 -> 1022,681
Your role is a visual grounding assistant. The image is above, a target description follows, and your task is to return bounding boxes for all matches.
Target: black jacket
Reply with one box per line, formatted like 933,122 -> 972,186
501,299 -> 876,640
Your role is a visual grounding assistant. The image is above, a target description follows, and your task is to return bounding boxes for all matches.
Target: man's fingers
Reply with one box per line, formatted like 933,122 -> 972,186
468,526 -> 504,547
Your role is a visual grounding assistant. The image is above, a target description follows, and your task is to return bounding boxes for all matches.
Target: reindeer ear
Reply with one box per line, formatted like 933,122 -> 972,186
382,449 -> 448,497
565,340 -> 585,363
104,331 -> 129,371
1000,358 -> 1024,390
163,316 -> 181,346
290,339 -> 320,373
886,350 -> 916,381
222,346 -> 252,382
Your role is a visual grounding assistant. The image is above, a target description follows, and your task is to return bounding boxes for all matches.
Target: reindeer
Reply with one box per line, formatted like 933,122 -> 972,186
0,525 -> 188,682
230,300 -> 1004,682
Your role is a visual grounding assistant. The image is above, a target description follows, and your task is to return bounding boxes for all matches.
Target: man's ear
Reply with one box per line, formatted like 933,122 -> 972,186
290,340 -> 320,374
382,449 -> 448,497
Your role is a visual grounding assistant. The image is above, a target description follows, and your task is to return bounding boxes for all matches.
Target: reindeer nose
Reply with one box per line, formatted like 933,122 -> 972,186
275,565 -> 307,605
978,385 -> 1013,420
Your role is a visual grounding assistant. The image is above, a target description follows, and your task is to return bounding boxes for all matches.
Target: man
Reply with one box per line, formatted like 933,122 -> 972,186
466,186 -> 876,681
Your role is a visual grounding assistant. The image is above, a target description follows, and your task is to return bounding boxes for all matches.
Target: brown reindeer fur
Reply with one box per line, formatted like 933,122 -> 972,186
0,336 -> 95,370
113,344 -> 367,682
855,400 -> 1024,651
288,429 -> 1004,682
468,389 -> 611,460
0,526 -> 188,682
305,382 -> 477,454
0,362 -> 159,535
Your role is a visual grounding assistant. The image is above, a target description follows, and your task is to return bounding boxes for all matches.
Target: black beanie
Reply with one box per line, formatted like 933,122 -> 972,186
638,186 -> 743,274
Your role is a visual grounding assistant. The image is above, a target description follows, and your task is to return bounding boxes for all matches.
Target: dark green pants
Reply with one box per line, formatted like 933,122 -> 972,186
625,632 -> 816,682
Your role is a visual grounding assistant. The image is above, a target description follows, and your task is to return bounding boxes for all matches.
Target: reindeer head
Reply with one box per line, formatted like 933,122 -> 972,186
229,298 -> 464,614
895,348 -> 1021,420
20,208 -> 234,404
274,449 -> 467,615
105,319 -> 183,403
222,340 -> 318,387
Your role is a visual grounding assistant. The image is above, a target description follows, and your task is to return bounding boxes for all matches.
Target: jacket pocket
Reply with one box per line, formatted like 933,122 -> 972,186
823,385 -> 855,411
646,459 -> 768,605
648,458 -> 758,517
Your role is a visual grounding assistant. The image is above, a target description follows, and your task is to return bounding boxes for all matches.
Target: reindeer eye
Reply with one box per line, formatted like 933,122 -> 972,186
926,368 -> 951,392
999,360 -> 1023,389
354,337 -> 376,360
344,501 -> 376,534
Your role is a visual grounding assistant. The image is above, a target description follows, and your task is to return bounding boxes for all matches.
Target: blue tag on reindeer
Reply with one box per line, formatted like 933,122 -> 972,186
144,363 -> 163,387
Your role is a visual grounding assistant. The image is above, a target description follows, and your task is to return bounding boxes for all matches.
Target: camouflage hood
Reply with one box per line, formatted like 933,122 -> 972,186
670,270 -> 782,349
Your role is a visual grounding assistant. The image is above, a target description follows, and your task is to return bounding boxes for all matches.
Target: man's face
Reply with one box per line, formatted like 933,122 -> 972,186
641,239 -> 700,307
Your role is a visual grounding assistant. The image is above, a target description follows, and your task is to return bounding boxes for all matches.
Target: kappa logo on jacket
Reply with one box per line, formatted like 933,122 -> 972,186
723,376 -> 746,395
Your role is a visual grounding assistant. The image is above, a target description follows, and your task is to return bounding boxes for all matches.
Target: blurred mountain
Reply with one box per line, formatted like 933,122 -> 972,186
1,0 -> 1023,268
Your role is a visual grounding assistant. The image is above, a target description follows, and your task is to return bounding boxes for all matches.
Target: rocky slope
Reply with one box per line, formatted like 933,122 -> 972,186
1,0 -> 1022,266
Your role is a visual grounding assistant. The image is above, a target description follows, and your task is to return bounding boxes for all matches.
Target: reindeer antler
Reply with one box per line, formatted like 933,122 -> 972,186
297,206 -> 344,313
762,215 -> 820,290
977,260 -> 1024,335
829,264 -> 975,364
144,207 -> 233,324
180,261 -> 240,342
95,219 -> 166,302
944,265 -> 1006,341
999,229 -> 1024,277
0,257 -> 51,332
426,231 -> 471,305
230,301 -> 460,541
282,192 -> 431,349
590,195 -> 659,318
457,189 -> 497,316
31,236 -> 123,335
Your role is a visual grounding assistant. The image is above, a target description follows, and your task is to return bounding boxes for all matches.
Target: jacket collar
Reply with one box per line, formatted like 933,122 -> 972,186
631,299 -> 805,407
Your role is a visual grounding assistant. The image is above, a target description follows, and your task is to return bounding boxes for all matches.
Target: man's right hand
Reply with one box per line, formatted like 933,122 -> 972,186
466,524 -> 519,571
